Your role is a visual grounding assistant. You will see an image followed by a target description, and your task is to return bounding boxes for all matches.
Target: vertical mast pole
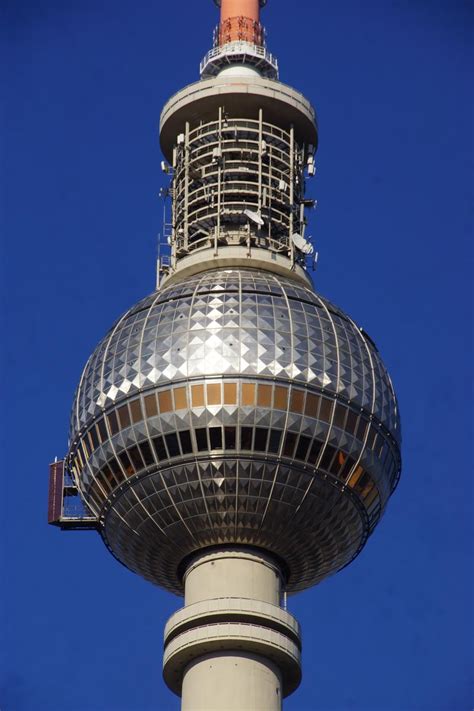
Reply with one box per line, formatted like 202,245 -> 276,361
289,125 -> 295,265
184,121 -> 190,253
258,108 -> 263,222
216,106 -> 223,255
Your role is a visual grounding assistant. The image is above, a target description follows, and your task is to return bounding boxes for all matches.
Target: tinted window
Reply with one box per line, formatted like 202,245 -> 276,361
209,427 -> 223,449
320,445 -> 336,471
333,404 -> 346,429
319,399 -> 332,423
179,430 -> 193,454
152,435 -> 167,460
241,427 -> 253,449
295,435 -> 311,461
356,418 -> 367,441
144,393 -> 158,417
254,428 -> 268,451
268,429 -> 282,454
129,400 -> 143,423
128,445 -> 144,470
108,410 -> 119,436
308,440 -> 323,463
118,450 -> 134,475
117,405 -> 131,429
195,428 -> 208,451
97,418 -> 108,442
165,433 -> 180,457
283,432 -> 297,458
224,427 -> 236,449
89,427 -> 99,450
346,410 -> 358,436
139,441 -> 155,466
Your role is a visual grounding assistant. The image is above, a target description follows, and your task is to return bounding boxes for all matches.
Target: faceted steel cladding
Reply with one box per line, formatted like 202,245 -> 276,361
68,268 -> 401,595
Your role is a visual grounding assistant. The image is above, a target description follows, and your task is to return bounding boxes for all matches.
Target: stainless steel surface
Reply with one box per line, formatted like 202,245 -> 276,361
67,268 -> 401,595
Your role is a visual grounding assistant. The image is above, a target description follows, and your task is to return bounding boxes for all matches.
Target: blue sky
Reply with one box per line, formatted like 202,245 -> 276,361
2,1 -> 472,709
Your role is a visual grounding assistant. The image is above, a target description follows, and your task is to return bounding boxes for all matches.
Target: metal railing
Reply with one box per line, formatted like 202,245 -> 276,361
170,114 -> 305,261
200,41 -> 278,79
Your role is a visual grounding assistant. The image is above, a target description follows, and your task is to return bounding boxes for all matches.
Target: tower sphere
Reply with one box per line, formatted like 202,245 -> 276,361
68,268 -> 401,595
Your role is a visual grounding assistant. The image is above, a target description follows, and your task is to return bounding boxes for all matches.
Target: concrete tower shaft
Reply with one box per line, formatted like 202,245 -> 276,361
163,548 -> 301,709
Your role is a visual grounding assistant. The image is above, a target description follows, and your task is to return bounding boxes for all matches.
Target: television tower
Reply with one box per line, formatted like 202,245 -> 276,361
49,1 -> 402,709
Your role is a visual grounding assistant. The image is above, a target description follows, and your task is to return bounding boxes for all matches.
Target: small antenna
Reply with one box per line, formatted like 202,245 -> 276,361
244,209 -> 264,226
291,232 -> 313,255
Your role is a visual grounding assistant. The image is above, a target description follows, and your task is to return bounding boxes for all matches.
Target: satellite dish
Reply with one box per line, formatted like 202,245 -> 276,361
292,232 -> 314,255
244,209 -> 264,227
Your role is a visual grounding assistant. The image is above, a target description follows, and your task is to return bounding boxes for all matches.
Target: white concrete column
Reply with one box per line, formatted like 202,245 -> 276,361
184,548 -> 282,606
163,547 -> 302,711
182,652 -> 282,711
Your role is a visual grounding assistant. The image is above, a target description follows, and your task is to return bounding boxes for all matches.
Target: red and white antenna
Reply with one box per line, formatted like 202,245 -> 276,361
201,0 -> 277,79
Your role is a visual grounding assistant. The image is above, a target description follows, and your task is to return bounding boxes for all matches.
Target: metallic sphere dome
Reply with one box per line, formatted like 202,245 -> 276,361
68,268 -> 401,595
